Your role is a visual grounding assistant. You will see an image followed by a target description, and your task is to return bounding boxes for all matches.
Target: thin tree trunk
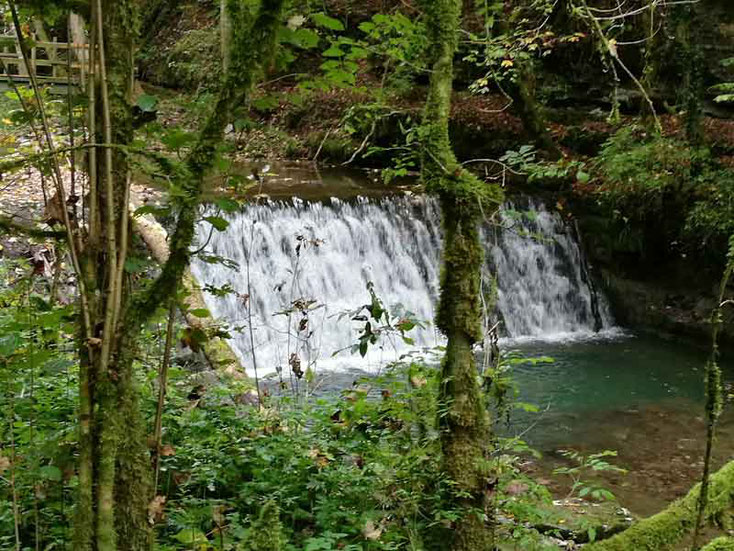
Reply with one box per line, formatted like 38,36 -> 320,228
93,1 -> 121,545
692,236 -> 734,549
153,299 -> 176,491
672,4 -> 703,144
493,4 -> 561,160
509,61 -> 562,161
221,0 -> 231,73
8,389 -> 21,551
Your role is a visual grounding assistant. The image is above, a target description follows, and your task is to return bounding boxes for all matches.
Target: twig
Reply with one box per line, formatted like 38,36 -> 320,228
341,119 -> 376,166
575,0 -> 661,131
66,14 -> 77,222
153,296 -> 176,491
592,0 -> 699,21
0,58 -> 49,207
8,388 -> 21,551
461,158 -> 525,176
312,127 -> 334,161
257,72 -> 305,88
8,2 -> 93,343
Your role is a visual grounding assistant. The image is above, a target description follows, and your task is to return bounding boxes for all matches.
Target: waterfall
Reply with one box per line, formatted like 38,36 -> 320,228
191,195 -> 615,376
489,200 -> 614,339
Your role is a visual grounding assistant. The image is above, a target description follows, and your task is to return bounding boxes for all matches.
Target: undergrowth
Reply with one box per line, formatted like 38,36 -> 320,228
0,256 -> 627,550
590,126 -> 734,262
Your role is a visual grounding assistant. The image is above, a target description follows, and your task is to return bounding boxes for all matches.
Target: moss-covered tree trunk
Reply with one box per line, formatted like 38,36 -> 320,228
507,60 -> 562,161
672,4 -> 704,144
586,459 -> 734,551
419,0 -> 503,548
73,1 -> 148,549
71,1 -> 286,549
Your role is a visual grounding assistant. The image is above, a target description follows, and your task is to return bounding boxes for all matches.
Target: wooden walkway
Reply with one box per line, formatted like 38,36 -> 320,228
0,35 -> 88,89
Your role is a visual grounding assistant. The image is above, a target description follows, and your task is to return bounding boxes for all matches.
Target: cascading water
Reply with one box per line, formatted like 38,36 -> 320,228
191,195 -> 615,376
489,200 -> 614,339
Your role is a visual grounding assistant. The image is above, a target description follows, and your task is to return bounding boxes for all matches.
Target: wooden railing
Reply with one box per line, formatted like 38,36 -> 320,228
0,35 -> 88,86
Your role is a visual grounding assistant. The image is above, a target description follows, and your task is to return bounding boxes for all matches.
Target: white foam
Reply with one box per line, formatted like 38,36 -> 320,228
191,196 -> 617,376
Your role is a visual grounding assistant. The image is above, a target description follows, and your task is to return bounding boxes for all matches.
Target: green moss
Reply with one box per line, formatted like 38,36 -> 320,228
140,25 -> 221,91
702,537 -> 734,551
418,0 -> 502,549
243,500 -> 286,551
587,460 -> 734,550
167,28 -> 222,91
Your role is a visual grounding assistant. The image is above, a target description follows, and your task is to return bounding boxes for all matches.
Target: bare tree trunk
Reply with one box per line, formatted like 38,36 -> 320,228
131,202 -> 244,375
221,0 -> 232,73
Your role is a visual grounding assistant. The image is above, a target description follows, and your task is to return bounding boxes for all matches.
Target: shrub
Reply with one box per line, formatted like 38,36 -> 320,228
591,126 -> 734,261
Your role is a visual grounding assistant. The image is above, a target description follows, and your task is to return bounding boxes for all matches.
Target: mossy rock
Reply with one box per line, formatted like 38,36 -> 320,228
140,23 -> 221,91
498,497 -> 635,549
702,536 -> 734,551
531,498 -> 636,544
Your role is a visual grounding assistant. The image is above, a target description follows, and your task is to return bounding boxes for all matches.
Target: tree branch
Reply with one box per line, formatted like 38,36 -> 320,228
0,215 -> 66,239
128,0 -> 286,325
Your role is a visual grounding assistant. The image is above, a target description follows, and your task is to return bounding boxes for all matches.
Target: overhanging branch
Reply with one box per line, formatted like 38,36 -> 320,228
0,215 -> 66,239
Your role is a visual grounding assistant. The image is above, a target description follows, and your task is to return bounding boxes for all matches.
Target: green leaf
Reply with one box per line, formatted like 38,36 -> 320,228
29,296 -> 51,311
203,216 -> 230,232
133,204 -> 169,218
215,198 -> 240,212
576,170 -> 590,183
173,529 -> 208,544
710,83 -> 734,93
312,12 -> 345,31
135,93 -> 158,113
293,28 -> 320,49
39,465 -> 62,482
252,94 -> 280,112
397,319 -> 415,332
161,129 -> 196,151
0,334 -> 19,357
189,308 -> 211,318
346,46 -> 369,60
322,45 -> 344,58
